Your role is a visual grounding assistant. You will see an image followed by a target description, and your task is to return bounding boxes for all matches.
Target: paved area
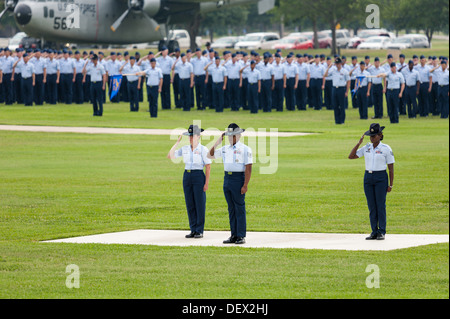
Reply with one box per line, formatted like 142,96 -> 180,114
0,125 -> 312,137
43,229 -> 449,251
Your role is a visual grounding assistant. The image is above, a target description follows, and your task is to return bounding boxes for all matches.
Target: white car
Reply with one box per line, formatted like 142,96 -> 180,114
387,34 -> 430,50
234,32 -> 280,50
357,36 -> 392,50
211,37 -> 239,49
321,29 -> 351,48
347,29 -> 393,49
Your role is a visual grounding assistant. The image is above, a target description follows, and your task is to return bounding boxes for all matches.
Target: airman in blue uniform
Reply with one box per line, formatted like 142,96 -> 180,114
349,124 -> 395,241
169,125 -> 211,239
402,60 -> 421,118
209,124 -> 253,245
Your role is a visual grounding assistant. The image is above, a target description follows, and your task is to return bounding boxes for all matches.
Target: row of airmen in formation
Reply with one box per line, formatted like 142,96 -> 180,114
0,46 -> 448,122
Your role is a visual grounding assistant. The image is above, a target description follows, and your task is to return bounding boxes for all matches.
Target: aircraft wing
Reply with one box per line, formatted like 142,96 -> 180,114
154,0 -> 276,14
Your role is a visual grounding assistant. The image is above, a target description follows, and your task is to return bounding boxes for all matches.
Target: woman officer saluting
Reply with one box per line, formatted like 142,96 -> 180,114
168,125 -> 211,239
349,123 -> 395,241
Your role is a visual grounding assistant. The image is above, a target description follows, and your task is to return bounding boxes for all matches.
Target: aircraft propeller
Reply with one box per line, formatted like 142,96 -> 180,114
0,0 -> 18,21
111,0 -> 157,32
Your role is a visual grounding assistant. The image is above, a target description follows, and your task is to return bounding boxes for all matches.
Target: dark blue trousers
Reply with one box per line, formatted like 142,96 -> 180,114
46,74 -> 58,105
223,172 -> 246,238
324,80 -> 333,110
332,87 -> 346,124
296,80 -> 308,110
183,170 -> 206,234
386,89 -> 400,123
241,78 -> 249,110
438,85 -> 449,119
404,86 -> 418,118
194,75 -> 206,110
205,75 -> 213,109
247,82 -> 259,114
120,76 -> 129,102
147,85 -> 159,118
91,82 -> 103,116
173,74 -> 181,108
417,83 -> 429,117
179,78 -> 191,112
61,74 -> 73,104
2,73 -> 14,105
14,73 -> 22,103
310,78 -> 322,110
127,80 -> 139,112
212,82 -> 224,112
260,80 -> 272,112
161,74 -> 171,109
284,78 -> 295,111
356,86 -> 368,119
34,74 -> 45,105
227,79 -> 240,111
273,79 -> 285,111
364,170 -> 388,236
372,84 -> 383,119
21,77 -> 34,106
429,82 -> 439,116
73,73 -> 84,104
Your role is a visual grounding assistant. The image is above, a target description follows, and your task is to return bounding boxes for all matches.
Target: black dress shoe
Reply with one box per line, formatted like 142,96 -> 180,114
194,233 -> 203,239
235,237 -> 246,245
185,232 -> 195,239
377,233 -> 385,240
366,234 -> 378,240
223,236 -> 237,244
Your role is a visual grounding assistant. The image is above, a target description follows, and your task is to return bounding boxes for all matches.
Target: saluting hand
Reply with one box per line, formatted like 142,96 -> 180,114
358,134 -> 365,145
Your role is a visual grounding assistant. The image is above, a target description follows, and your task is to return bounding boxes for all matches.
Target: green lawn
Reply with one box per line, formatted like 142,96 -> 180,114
0,99 -> 448,298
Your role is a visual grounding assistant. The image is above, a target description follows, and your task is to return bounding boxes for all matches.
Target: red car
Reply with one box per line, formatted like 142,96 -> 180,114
273,36 -> 314,50
294,32 -> 332,49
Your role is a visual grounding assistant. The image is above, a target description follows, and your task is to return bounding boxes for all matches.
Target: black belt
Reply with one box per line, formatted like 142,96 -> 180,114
366,170 -> 386,174
225,171 -> 245,175
185,170 -> 203,173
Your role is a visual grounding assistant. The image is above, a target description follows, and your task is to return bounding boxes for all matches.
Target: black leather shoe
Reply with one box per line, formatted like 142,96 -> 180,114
194,233 -> 203,239
223,236 -> 237,244
366,234 -> 377,240
185,232 -> 195,239
377,233 -> 385,240
235,237 -> 246,245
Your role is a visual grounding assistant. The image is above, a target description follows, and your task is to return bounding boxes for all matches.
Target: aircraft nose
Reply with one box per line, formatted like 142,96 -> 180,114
14,3 -> 32,26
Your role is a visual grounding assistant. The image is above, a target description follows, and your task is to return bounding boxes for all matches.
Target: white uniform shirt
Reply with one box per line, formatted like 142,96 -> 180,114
175,144 -> 212,171
356,142 -> 395,172
214,142 -> 253,173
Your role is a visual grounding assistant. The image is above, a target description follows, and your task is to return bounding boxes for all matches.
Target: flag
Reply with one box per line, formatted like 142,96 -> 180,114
110,75 -> 123,100
352,76 -> 366,98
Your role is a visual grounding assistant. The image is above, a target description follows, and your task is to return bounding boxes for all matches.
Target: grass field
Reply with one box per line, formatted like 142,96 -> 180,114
0,42 -> 449,299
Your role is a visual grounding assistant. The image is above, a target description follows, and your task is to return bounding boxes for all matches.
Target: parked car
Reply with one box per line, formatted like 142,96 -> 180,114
347,29 -> 394,49
321,29 -> 351,48
386,34 -> 430,50
273,36 -> 313,50
357,36 -> 392,50
234,32 -> 280,50
211,36 -> 239,49
299,32 -> 332,49
167,29 -> 202,48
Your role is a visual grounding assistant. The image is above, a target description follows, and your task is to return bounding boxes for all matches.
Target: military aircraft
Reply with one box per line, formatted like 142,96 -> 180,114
0,0 -> 275,49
